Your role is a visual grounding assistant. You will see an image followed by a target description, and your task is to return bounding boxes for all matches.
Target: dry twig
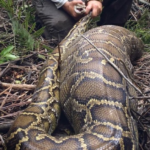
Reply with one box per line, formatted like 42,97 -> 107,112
0,82 -> 36,91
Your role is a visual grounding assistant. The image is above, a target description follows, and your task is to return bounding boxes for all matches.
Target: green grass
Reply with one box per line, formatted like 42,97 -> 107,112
125,10 -> 150,51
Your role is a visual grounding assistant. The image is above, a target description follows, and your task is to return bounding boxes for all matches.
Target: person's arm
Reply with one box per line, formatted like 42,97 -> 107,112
62,0 -> 85,19
52,0 -> 103,20
62,0 -> 103,20
51,0 -> 68,9
85,0 -> 103,17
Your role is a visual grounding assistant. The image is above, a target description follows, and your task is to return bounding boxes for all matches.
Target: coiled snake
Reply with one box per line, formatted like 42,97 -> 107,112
7,13 -> 144,150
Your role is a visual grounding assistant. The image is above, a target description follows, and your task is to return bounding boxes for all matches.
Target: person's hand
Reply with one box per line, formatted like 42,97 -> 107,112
85,0 -> 102,17
62,0 -> 85,20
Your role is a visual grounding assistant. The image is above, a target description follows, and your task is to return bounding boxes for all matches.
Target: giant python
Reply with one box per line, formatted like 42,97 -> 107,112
7,12 -> 144,150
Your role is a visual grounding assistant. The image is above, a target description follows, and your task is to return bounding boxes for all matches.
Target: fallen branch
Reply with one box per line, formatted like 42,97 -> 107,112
0,82 -> 36,90
129,96 -> 150,99
139,0 -> 150,6
1,101 -> 31,110
0,63 -> 11,78
0,111 -> 22,119
0,87 -> 12,109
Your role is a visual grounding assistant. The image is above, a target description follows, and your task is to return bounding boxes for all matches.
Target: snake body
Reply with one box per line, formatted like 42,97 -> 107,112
7,14 -> 143,150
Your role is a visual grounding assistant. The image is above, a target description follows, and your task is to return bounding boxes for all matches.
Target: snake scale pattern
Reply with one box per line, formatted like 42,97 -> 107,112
7,14 -> 144,150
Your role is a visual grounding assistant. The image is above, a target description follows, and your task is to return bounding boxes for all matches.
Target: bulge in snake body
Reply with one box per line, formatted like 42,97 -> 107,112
7,25 -> 143,150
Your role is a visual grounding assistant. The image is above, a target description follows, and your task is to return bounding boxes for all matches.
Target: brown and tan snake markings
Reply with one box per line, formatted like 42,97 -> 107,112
7,13 -> 144,150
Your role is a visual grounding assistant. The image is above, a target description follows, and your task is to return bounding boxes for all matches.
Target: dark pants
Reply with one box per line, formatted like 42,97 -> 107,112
32,0 -> 133,43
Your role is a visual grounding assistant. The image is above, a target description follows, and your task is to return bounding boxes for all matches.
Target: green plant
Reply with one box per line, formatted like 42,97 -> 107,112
0,45 -> 19,64
0,0 -> 14,16
0,0 -> 46,60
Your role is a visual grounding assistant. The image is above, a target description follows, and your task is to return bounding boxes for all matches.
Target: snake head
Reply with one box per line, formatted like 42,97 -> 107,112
74,3 -> 86,14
